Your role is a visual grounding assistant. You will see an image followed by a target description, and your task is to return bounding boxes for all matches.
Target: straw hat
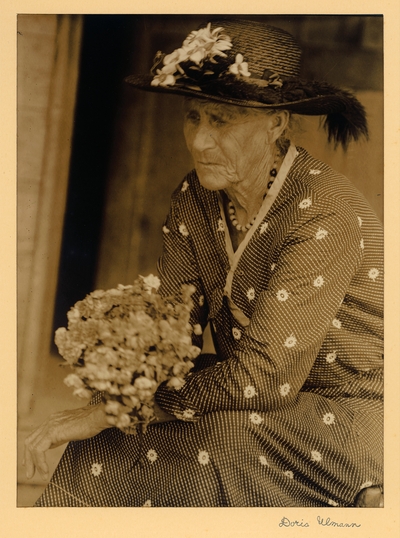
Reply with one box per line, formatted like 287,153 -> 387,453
125,19 -> 368,148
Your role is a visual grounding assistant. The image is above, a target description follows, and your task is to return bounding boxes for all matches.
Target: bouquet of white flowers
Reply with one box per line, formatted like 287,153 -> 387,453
55,274 -> 201,433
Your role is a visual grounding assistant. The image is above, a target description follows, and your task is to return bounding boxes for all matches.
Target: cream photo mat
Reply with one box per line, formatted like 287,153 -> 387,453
1,2 -> 399,537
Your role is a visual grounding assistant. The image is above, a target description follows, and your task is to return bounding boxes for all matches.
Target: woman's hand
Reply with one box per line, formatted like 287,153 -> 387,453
23,404 -> 111,481
151,401 -> 178,424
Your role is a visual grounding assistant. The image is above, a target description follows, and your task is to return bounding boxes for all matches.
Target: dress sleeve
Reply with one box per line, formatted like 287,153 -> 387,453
155,196 -> 364,419
157,185 -> 209,349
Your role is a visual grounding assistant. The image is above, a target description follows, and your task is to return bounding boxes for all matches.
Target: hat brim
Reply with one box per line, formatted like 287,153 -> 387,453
125,74 -> 352,116
125,73 -> 368,149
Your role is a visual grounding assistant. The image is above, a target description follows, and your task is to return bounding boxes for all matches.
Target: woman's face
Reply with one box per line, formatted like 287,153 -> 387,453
183,99 -> 278,192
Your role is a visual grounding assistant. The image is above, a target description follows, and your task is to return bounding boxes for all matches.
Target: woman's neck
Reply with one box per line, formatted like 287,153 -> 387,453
223,151 -> 283,225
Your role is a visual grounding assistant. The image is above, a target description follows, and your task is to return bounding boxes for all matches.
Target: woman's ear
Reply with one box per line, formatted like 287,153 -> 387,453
266,111 -> 290,143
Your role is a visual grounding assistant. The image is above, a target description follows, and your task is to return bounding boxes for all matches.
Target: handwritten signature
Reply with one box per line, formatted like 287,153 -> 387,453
279,516 -> 361,528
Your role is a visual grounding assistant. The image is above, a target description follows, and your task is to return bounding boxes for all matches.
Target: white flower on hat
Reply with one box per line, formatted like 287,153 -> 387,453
183,23 -> 232,62
309,169 -> 321,175
259,455 -> 269,466
162,225 -> 170,234
259,222 -> 269,234
151,71 -> 177,87
284,470 -> 294,479
332,318 -> 342,329
358,216 -> 363,227
229,53 -> 251,77
271,263 -> 276,271
181,180 -> 189,192
143,499 -> 152,507
360,238 -> 364,250
151,23 -> 232,87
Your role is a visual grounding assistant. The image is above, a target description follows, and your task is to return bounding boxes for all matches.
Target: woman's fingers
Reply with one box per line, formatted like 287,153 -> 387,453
23,405 -> 111,480
23,441 -> 36,480
34,450 -> 49,480
24,422 -> 53,479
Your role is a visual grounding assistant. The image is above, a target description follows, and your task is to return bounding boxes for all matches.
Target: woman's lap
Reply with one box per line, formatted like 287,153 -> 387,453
35,394 -> 383,507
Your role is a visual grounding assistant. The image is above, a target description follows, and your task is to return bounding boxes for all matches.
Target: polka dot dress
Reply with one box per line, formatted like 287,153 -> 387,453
36,147 -> 383,507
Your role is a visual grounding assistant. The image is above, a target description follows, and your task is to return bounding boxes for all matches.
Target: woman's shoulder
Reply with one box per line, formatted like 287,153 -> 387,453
172,169 -> 213,198
292,147 -> 351,190
170,169 -> 215,210
289,147 -> 381,225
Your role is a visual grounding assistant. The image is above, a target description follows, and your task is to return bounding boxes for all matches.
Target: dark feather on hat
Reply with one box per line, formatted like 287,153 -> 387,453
322,90 -> 369,150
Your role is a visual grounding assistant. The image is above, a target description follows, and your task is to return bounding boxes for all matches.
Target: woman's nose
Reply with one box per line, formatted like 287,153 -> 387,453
191,123 -> 216,152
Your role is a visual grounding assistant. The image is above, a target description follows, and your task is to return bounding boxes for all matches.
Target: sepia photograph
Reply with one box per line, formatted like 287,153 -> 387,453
16,14 -> 385,511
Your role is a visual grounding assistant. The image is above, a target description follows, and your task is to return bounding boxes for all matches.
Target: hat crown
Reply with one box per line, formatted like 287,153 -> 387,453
212,19 -> 302,78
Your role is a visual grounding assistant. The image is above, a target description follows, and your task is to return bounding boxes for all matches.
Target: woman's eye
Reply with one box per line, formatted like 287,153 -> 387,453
210,115 -> 226,127
186,111 -> 200,123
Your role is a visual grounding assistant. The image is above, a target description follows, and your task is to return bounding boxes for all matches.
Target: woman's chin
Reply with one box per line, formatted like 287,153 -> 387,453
196,169 -> 228,191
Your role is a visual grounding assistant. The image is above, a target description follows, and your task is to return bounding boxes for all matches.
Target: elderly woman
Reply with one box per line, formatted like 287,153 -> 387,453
25,19 -> 383,507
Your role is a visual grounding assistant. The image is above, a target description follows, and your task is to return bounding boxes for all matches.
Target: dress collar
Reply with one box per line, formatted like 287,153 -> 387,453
218,143 -> 298,270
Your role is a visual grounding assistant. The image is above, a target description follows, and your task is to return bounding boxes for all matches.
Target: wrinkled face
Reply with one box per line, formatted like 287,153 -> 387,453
183,99 -> 275,191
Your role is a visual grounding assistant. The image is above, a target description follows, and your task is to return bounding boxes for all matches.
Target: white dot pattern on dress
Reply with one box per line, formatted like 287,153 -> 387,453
217,219 -> 225,232
179,223 -> 189,236
36,149 -> 383,508
313,275 -> 324,288
315,227 -> 328,240
368,268 -> 379,281
311,450 -> 322,462
244,385 -> 257,398
198,450 -> 210,465
232,327 -> 242,340
276,289 -> 289,302
90,463 -> 102,477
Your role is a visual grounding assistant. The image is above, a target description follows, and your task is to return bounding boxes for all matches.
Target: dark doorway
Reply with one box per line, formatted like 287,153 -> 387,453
51,15 -> 137,347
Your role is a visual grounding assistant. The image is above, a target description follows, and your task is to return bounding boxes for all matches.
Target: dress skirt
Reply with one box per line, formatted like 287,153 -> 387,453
35,391 -> 383,507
